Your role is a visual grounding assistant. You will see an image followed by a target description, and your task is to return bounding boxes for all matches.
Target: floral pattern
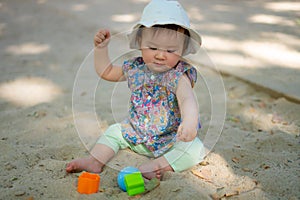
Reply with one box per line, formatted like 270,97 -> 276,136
121,57 -> 197,157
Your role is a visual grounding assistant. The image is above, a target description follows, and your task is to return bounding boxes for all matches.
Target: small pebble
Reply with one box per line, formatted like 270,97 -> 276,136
15,190 -> 26,196
242,168 -> 252,172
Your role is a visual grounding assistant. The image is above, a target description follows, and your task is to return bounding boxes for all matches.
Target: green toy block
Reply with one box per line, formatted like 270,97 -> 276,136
124,172 -> 145,196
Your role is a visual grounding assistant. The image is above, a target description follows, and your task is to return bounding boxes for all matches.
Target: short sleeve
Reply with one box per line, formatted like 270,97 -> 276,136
122,57 -> 144,91
184,64 -> 197,88
166,61 -> 197,93
122,57 -> 135,76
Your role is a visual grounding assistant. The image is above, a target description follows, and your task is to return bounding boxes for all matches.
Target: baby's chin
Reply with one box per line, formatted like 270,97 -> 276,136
146,63 -> 173,73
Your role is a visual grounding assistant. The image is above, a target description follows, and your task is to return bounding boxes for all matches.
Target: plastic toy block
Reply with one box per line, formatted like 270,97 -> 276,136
77,172 -> 100,194
124,172 -> 145,196
117,166 -> 140,191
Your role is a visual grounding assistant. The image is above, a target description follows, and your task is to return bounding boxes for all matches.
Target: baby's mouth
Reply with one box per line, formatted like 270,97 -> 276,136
153,62 -> 165,66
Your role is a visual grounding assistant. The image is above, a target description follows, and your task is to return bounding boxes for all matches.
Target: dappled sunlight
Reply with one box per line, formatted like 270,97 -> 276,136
37,0 -> 47,4
0,23 -> 6,37
71,3 -> 88,12
5,42 -> 50,56
202,35 -> 300,70
271,32 -> 300,48
241,107 -> 277,132
240,104 -> 299,135
0,77 -> 62,107
130,0 -> 150,3
187,7 -> 204,21
264,2 -> 300,12
189,152 -> 259,198
196,22 -> 236,33
249,14 -> 295,26
73,111 -> 109,150
111,14 -> 139,23
204,36 -> 239,52
212,4 -> 231,12
208,52 -> 263,68
242,41 -> 300,69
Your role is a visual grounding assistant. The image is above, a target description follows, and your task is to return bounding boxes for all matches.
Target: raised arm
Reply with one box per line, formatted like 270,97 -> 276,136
94,29 -> 125,82
176,74 -> 199,142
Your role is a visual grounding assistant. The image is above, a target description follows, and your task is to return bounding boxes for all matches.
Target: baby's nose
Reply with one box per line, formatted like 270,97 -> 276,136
155,50 -> 166,60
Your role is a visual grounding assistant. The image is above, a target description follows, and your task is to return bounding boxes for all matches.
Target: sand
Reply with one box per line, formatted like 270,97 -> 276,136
0,0 -> 299,199
1,74 -> 299,200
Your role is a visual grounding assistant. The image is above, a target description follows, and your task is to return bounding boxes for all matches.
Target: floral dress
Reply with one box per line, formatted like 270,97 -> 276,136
121,57 -> 197,157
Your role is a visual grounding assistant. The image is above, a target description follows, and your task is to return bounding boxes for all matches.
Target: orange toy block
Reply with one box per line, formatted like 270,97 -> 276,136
77,172 -> 100,194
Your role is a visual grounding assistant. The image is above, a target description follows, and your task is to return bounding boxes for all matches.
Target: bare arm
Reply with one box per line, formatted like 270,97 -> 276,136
176,74 -> 199,142
94,29 -> 125,82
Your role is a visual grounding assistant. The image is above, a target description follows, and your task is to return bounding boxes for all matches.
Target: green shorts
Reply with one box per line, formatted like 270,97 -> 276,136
97,123 -> 205,172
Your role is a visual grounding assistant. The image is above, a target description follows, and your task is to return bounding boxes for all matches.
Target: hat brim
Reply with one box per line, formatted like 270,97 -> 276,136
127,23 -> 201,55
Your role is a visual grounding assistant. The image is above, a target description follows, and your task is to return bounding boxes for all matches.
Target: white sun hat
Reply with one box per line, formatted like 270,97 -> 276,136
128,0 -> 202,55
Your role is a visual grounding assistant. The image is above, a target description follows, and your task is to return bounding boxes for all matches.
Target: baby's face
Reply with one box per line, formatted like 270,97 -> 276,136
140,28 -> 185,73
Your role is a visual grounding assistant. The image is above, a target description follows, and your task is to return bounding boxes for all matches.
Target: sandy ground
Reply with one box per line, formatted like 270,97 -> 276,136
0,0 -> 299,199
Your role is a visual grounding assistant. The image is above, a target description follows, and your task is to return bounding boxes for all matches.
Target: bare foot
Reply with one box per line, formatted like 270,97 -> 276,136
139,164 -> 161,180
66,156 -> 104,173
139,158 -> 173,180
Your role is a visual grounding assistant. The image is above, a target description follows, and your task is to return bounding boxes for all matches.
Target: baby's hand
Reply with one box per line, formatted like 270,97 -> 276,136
176,123 -> 197,142
94,29 -> 110,48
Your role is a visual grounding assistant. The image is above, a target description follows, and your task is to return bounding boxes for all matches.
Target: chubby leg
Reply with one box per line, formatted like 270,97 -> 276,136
66,124 -> 124,173
164,139 -> 205,172
139,156 -> 174,180
66,143 -> 115,173
138,138 -> 204,179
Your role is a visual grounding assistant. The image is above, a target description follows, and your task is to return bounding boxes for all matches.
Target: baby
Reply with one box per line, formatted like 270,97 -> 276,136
66,0 -> 204,180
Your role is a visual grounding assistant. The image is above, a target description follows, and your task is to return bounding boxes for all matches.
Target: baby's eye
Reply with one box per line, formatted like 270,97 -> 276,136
149,47 -> 158,51
167,50 -> 176,53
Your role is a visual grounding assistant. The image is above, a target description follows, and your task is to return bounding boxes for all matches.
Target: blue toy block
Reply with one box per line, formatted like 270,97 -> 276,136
117,166 -> 140,191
